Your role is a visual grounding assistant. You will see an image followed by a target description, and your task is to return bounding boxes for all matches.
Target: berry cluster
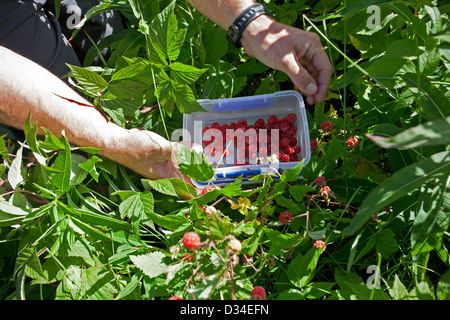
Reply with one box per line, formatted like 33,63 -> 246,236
202,113 -> 301,165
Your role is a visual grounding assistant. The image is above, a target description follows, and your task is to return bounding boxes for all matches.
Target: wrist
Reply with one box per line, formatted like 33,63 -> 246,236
240,14 -> 275,52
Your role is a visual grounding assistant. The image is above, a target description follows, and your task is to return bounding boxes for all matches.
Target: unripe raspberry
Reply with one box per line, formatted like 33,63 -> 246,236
347,136 -> 358,148
251,286 -> 266,300
183,231 -> 201,251
313,240 -> 327,253
321,121 -> 333,132
227,238 -> 242,254
279,211 -> 293,225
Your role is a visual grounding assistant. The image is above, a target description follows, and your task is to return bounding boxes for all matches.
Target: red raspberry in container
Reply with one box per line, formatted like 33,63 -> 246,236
293,145 -> 301,154
289,136 -> 298,146
221,123 -> 229,133
280,137 -> 290,148
267,115 -> 278,125
287,126 -> 297,136
211,122 -> 221,130
281,153 -> 290,162
285,113 -> 297,124
289,154 -> 299,161
250,286 -> 266,300
237,119 -> 247,128
229,122 -> 237,130
255,118 -> 265,128
284,146 -> 295,155
280,121 -> 291,132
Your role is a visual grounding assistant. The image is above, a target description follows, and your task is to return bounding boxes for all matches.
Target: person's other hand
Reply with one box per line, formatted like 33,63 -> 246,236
241,15 -> 332,105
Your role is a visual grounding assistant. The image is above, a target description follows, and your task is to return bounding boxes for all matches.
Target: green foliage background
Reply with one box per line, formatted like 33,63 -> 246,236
0,0 -> 449,300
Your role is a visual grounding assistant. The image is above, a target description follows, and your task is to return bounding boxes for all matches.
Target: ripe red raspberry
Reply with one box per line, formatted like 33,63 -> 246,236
347,136 -> 359,148
267,115 -> 278,125
169,296 -> 183,300
287,126 -> 297,135
321,121 -> 332,132
183,231 -> 201,251
313,240 -> 327,253
229,122 -> 237,130
280,121 -> 291,132
280,137 -> 290,148
315,176 -> 326,186
255,118 -> 265,128
202,186 -> 214,195
237,119 -> 247,128
278,117 -> 285,124
310,140 -> 318,150
202,126 -> 210,134
250,286 -> 266,300
221,124 -> 229,133
289,136 -> 298,146
285,146 -> 295,155
285,113 -> 297,124
281,153 -> 290,162
271,122 -> 281,131
289,154 -> 299,161
211,122 -> 221,130
293,145 -> 301,154
279,211 -> 293,225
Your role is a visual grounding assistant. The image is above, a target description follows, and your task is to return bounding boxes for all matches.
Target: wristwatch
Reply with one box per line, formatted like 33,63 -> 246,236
226,3 -> 272,47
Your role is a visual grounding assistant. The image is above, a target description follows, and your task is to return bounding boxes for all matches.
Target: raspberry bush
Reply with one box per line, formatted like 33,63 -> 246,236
0,0 -> 448,301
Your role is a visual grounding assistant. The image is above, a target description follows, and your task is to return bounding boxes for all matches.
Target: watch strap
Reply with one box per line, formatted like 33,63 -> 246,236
226,3 -> 272,47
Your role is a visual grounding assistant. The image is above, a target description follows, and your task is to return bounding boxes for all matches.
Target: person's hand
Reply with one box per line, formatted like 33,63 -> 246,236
102,127 -> 199,197
241,15 -> 332,105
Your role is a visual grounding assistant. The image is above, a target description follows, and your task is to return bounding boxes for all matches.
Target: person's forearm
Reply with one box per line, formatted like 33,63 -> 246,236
0,46 -> 121,156
187,0 -> 255,29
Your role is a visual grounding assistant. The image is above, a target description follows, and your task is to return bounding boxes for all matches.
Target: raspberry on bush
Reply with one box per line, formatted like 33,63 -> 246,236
250,286 -> 266,300
183,231 -> 201,251
279,211 -> 293,225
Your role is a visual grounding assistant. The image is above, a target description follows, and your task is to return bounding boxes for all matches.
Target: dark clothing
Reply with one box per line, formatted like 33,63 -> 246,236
0,0 -> 125,139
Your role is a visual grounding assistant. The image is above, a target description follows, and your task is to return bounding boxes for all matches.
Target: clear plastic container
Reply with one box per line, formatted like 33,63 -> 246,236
182,90 -> 311,187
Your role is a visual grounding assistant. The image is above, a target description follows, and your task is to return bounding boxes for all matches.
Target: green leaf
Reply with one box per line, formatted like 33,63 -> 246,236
375,228 -> 398,258
411,182 -> 450,256
143,178 -> 196,198
169,62 -> 207,85
289,185 -> 315,203
52,132 -> 71,193
145,211 -> 188,230
287,248 -> 321,289
367,116 -> 450,149
388,275 -> 409,300
187,274 -> 220,300
176,144 -> 214,182
280,160 -> 304,182
0,197 -> 29,227
344,151 -> 450,236
8,144 -> 24,190
79,155 -> 102,182
400,73 -> 450,120
130,252 -> 167,278
148,0 -> 186,61
266,229 -> 303,256
437,270 -> 450,300
67,64 -> 107,93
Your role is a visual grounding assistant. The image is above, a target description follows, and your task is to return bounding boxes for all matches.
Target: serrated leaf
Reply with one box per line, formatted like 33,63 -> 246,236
130,252 -> 167,278
187,274 -> 220,300
52,132 -> 71,193
143,178 -> 196,198
67,64 -> 107,94
169,62 -> 207,85
280,160 -> 304,182
176,144 -> 214,182
287,248 -> 321,289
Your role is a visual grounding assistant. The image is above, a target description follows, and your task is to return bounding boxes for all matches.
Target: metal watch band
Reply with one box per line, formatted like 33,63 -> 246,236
226,3 -> 272,48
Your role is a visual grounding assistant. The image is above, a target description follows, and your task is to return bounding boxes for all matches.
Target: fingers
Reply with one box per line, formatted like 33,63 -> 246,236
280,51 -> 318,98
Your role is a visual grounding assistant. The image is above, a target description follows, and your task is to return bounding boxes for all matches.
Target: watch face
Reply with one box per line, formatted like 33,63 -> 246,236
227,25 -> 240,44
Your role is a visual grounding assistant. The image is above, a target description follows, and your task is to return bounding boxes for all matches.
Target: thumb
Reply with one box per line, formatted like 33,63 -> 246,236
282,52 -> 318,96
